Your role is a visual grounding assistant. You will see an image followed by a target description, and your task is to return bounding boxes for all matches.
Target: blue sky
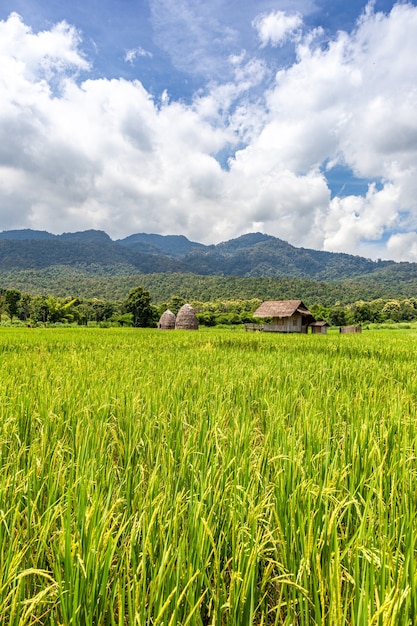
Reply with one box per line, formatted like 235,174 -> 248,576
1,0 -> 417,260
0,0 -> 396,97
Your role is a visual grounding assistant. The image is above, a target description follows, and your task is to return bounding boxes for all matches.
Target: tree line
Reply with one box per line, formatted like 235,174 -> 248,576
0,287 -> 159,327
310,298 -> 417,326
2,287 -> 417,328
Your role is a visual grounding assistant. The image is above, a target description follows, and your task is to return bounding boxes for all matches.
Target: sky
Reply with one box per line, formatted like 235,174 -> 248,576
1,1 -> 417,260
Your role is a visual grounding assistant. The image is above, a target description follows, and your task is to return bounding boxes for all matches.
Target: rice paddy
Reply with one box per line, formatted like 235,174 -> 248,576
0,326 -> 416,625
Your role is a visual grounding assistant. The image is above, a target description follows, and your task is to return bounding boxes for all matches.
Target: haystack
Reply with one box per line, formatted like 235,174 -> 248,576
158,309 -> 176,329
175,304 -> 198,330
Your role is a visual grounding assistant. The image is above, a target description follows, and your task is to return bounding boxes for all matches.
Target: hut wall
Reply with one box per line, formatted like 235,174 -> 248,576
264,313 -> 303,333
312,325 -> 328,334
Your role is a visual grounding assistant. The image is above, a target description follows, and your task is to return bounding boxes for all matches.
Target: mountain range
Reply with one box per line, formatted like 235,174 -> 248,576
0,228 -> 403,279
0,228 -> 415,302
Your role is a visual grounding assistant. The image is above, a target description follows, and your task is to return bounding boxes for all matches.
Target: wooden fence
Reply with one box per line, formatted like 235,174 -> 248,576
340,326 -> 362,334
244,323 -> 264,332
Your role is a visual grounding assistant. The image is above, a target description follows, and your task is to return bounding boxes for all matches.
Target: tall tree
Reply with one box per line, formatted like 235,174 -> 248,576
0,291 -> 6,322
125,286 -> 154,327
5,289 -> 21,321
30,295 -> 49,323
18,293 -> 32,321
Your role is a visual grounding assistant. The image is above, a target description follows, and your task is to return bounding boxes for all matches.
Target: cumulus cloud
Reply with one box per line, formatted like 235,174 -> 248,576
1,5 -> 417,260
236,1 -> 417,257
253,10 -> 303,47
0,12 -> 89,80
387,232 -> 417,262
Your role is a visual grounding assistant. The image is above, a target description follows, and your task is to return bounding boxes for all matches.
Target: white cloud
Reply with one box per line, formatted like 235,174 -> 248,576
0,12 -> 89,81
387,232 -> 417,262
2,6 -> 417,260
124,47 -> 153,65
253,10 -> 303,47
323,183 -> 400,253
236,2 -> 417,256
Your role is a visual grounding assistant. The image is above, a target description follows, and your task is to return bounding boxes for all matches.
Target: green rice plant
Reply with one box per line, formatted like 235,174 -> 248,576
0,327 -> 416,624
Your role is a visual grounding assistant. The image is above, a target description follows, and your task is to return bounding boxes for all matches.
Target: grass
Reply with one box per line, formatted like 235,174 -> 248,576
0,326 -> 416,624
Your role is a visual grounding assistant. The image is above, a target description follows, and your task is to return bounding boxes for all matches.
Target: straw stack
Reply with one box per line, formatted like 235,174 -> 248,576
158,309 -> 176,329
175,304 -> 199,330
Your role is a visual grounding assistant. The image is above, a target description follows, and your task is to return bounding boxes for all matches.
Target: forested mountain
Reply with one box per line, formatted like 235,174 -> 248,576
0,228 -> 396,277
180,233 -> 390,280
117,233 -> 205,256
0,228 -> 416,302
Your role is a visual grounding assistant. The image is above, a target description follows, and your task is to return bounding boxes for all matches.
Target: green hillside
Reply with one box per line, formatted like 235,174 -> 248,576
0,229 -> 416,304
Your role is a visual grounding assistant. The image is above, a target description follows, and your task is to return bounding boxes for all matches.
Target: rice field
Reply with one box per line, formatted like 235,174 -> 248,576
0,326 -> 416,625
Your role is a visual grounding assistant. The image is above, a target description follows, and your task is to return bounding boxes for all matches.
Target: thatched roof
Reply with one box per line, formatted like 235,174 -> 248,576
253,300 -> 314,319
175,303 -> 199,330
158,309 -> 176,329
310,320 -> 329,327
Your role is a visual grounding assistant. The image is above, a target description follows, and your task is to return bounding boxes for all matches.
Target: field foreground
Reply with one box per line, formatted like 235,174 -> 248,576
0,327 -> 416,625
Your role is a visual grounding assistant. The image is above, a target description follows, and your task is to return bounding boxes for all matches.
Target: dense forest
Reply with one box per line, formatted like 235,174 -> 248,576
0,269 -> 416,305
0,229 -> 409,284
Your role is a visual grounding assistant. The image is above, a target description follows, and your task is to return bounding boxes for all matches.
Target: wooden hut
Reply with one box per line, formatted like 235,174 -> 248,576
175,304 -> 199,330
253,300 -> 315,333
310,321 -> 330,334
158,309 -> 176,329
